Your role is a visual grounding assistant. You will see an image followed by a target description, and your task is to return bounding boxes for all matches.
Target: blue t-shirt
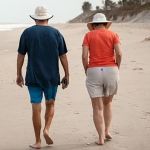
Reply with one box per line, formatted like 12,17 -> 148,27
18,25 -> 68,88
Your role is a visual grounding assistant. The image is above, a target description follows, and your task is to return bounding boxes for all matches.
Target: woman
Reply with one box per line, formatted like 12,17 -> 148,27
82,13 -> 122,145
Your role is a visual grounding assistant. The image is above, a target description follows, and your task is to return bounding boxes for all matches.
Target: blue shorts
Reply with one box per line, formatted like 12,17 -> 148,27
28,86 -> 58,104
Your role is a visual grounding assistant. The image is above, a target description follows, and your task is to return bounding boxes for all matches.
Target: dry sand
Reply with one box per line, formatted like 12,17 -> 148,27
0,23 -> 150,150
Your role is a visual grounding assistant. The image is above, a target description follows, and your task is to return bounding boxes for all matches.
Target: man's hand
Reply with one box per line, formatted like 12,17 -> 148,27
59,54 -> 69,89
16,75 -> 24,87
61,76 -> 69,89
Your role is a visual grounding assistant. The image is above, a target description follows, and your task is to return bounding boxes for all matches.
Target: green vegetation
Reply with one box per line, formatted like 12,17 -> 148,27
104,0 -> 117,10
82,1 -> 92,13
69,0 -> 150,23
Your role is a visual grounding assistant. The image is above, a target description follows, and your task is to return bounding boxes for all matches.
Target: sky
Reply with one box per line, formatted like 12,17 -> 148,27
0,0 -> 119,24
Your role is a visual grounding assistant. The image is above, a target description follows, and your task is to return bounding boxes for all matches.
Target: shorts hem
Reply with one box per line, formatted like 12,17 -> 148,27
90,93 -> 117,99
45,98 -> 56,101
31,101 -> 42,104
90,95 -> 104,99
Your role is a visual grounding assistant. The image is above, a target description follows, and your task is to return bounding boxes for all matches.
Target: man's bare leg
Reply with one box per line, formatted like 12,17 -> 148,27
43,100 -> 55,145
30,103 -> 42,149
103,95 -> 113,139
91,97 -> 105,145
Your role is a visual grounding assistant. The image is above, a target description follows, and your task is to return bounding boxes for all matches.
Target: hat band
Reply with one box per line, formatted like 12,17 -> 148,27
36,12 -> 49,16
93,18 -> 108,22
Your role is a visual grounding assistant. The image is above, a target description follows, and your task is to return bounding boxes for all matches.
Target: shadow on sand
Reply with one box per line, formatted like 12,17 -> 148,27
28,143 -> 98,150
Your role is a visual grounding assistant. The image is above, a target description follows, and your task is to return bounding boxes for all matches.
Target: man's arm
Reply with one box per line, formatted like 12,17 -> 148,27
114,43 -> 122,69
59,54 -> 69,89
82,46 -> 89,73
16,53 -> 25,87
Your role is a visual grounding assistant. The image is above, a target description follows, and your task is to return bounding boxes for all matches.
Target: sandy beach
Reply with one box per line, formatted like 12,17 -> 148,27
0,23 -> 150,150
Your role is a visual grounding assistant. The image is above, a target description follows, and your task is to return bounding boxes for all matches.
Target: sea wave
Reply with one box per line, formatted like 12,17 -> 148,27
0,24 -> 32,31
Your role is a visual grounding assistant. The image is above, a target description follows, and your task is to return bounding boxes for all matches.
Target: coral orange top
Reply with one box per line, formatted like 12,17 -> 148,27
82,28 -> 120,68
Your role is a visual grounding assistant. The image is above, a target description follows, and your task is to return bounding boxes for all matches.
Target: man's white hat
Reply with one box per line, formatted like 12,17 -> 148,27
87,13 -> 112,30
30,6 -> 53,20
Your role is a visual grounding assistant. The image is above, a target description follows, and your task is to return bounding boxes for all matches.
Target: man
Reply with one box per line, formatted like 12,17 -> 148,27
82,13 -> 122,145
16,6 -> 69,149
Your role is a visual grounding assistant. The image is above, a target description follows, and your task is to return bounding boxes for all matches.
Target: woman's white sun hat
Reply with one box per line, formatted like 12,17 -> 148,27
87,13 -> 112,31
30,6 -> 53,20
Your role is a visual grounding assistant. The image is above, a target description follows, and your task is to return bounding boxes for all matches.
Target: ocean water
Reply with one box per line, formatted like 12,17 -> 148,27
0,24 -> 32,31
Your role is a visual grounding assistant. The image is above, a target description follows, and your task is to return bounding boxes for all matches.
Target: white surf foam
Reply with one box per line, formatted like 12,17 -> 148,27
0,24 -> 32,31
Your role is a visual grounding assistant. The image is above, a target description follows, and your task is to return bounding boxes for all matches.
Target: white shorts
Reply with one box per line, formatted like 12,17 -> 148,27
86,67 -> 119,98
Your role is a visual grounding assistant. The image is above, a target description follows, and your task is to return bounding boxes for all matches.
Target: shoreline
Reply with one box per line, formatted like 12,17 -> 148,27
0,22 -> 150,31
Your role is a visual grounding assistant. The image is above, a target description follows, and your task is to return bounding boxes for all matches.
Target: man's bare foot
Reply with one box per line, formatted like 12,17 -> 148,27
105,133 -> 112,140
29,142 -> 41,149
43,130 -> 53,145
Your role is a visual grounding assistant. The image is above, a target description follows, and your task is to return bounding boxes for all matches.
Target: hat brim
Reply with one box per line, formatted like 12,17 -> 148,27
87,21 -> 112,31
30,15 -> 53,20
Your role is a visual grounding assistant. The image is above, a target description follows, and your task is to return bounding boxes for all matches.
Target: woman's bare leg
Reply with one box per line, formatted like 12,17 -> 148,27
103,95 -> 113,139
91,97 -> 105,145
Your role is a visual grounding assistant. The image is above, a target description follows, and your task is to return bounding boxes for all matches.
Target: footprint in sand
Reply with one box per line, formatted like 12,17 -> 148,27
144,37 -> 150,41
112,130 -> 119,135
74,112 -> 80,115
130,60 -> 136,63
144,111 -> 150,116
133,67 -> 143,70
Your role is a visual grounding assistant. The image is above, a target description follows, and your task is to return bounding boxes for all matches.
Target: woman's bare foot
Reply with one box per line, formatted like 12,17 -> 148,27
105,133 -> 112,140
95,141 -> 104,145
29,142 -> 41,149
95,136 -> 105,145
43,130 -> 53,145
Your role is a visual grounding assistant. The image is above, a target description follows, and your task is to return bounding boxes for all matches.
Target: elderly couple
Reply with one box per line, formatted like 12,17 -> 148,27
16,6 -> 122,149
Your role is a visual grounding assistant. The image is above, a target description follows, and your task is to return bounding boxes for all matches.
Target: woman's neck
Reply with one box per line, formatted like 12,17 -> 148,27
94,25 -> 106,30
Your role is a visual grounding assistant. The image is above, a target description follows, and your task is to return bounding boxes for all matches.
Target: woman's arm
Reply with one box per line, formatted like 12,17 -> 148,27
82,46 -> 89,73
114,43 -> 122,69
